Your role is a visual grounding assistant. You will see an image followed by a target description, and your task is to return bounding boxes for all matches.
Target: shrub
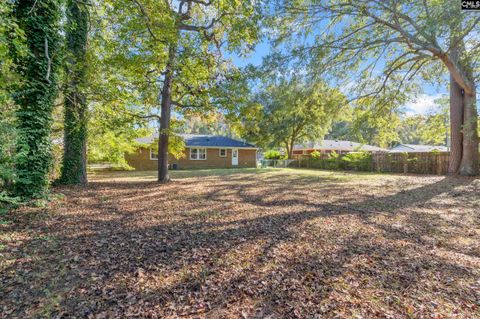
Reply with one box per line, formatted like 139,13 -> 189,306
309,151 -> 341,170
308,151 -> 373,171
0,104 -> 17,193
325,151 -> 342,170
341,152 -> 372,171
310,150 -> 321,159
264,149 -> 285,160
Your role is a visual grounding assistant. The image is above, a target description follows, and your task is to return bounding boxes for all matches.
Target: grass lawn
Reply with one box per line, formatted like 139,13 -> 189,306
1,168 -> 479,318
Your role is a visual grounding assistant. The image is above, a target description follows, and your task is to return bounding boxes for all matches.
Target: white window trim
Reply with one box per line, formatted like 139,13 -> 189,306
189,147 -> 207,160
219,148 -> 227,157
150,148 -> 158,160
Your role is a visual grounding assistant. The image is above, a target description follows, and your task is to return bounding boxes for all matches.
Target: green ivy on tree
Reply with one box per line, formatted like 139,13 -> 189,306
12,0 -> 62,199
0,1 -> 25,194
59,0 -> 89,185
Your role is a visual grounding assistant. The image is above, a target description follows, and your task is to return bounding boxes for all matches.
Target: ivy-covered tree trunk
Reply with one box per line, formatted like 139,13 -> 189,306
158,44 -> 177,183
13,0 -> 61,198
59,0 -> 89,185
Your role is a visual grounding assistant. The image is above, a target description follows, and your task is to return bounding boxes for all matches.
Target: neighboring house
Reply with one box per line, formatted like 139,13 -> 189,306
389,144 -> 449,153
126,134 -> 258,170
292,140 -> 386,157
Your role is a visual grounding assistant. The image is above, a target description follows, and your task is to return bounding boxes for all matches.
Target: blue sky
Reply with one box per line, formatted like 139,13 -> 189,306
229,39 -> 448,116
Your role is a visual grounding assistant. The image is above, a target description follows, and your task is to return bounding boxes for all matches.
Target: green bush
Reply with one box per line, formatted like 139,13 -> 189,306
326,151 -> 342,170
308,151 -> 373,171
0,104 -> 17,193
264,149 -> 285,160
309,151 -> 341,170
341,152 -> 372,171
310,150 -> 321,159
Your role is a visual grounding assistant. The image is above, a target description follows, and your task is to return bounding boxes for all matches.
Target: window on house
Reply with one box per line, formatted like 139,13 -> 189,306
190,148 -> 206,160
150,148 -> 158,160
219,148 -> 227,157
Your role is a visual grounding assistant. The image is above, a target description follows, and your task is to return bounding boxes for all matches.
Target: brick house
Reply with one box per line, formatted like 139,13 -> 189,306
292,140 -> 386,158
125,134 -> 258,170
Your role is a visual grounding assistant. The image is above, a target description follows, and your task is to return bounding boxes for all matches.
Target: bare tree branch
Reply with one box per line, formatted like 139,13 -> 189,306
28,0 -> 39,15
130,112 -> 161,121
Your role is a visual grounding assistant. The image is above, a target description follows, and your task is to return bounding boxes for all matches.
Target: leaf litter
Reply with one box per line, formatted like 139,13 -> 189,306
1,169 -> 479,318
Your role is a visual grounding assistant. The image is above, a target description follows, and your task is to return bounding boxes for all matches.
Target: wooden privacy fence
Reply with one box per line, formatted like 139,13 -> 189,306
289,152 -> 451,175
372,152 -> 449,175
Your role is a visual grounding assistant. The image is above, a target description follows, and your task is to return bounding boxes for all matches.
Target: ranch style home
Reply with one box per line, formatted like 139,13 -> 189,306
292,140 -> 386,158
126,134 -> 258,170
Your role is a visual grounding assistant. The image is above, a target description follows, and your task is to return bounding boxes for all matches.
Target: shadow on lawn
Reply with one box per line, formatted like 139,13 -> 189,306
2,173 -> 479,317
90,168 -> 275,182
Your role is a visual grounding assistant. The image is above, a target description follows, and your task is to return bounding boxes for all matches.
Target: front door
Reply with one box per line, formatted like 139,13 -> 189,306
232,149 -> 238,166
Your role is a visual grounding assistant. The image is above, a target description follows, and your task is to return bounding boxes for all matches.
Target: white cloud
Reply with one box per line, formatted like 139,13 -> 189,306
403,93 -> 446,115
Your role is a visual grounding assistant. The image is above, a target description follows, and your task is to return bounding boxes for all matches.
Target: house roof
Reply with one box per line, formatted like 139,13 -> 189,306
136,134 -> 257,148
293,140 -> 386,152
389,144 -> 448,153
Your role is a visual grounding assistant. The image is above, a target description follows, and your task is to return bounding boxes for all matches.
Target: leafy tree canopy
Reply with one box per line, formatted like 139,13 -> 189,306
397,97 -> 449,146
90,0 -> 259,118
239,77 -> 347,158
267,0 -> 479,174
269,0 -> 479,99
84,0 -> 261,179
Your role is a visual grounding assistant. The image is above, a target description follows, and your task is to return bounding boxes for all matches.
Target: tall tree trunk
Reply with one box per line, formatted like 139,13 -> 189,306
460,87 -> 479,175
446,36 -> 478,176
289,138 -> 295,159
448,74 -> 464,174
60,0 -> 89,185
443,20 -> 478,175
158,44 -> 177,183
284,141 -> 291,159
13,0 -> 61,198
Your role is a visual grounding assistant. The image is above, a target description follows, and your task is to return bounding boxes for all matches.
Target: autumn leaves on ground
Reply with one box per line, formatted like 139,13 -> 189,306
1,168 -> 479,318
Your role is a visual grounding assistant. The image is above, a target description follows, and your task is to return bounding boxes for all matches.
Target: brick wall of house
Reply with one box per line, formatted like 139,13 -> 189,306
125,148 -> 158,170
125,147 -> 257,170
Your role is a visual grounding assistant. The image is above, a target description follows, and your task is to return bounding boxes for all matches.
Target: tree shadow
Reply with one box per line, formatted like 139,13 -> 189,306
350,176 -> 473,212
1,173 -> 479,317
